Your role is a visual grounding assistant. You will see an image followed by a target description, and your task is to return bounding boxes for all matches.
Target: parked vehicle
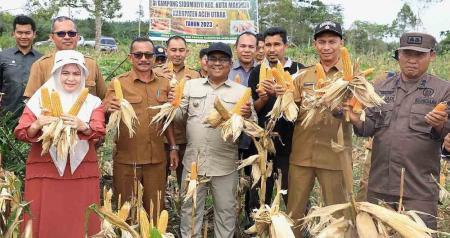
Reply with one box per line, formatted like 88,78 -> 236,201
82,36 -> 118,52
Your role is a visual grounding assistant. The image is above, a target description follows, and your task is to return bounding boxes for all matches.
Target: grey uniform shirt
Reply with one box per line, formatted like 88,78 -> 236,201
355,73 -> 450,201
177,78 -> 257,177
0,47 -> 42,117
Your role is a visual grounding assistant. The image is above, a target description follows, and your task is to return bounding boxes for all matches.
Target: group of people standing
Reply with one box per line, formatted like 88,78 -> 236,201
1,14 -> 449,238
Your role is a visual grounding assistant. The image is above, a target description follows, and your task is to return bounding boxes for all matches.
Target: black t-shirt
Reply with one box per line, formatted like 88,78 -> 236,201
248,60 -> 305,156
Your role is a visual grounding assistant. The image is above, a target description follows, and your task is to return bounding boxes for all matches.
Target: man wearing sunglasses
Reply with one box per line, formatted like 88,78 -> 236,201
170,42 -> 255,238
24,16 -> 106,99
104,37 -> 178,219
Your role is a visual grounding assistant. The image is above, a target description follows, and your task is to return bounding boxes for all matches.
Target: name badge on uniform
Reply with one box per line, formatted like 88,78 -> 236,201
303,82 -> 314,87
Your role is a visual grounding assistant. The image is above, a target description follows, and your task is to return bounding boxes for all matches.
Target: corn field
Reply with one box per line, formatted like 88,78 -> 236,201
1,43 -> 450,237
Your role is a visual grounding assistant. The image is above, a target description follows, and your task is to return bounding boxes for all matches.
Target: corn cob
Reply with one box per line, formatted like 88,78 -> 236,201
231,88 -> 251,115
40,87 -> 52,116
349,96 -> 363,113
191,162 -> 198,180
434,102 -> 447,112
167,61 -> 174,72
341,47 -> 353,81
157,210 -> 169,234
113,79 -> 123,101
117,201 -> 131,222
283,71 -> 294,90
258,62 -> 267,91
271,68 -> 286,89
361,68 -> 375,77
315,63 -> 326,88
172,79 -> 186,107
51,91 -> 63,117
68,88 -> 89,116
139,208 -> 150,237
276,61 -> 284,73
234,74 -> 241,84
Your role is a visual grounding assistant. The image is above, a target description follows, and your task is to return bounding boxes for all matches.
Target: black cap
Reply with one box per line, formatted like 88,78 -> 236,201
314,21 -> 343,39
154,45 -> 166,58
207,42 -> 232,58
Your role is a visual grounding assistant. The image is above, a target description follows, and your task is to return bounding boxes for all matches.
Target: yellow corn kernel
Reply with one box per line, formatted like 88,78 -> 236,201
283,71 -> 294,90
157,210 -> 169,234
172,79 -> 185,107
341,47 -> 353,81
167,61 -> 174,72
190,162 -> 198,180
68,88 -> 89,116
271,68 -> 286,89
434,102 -> 447,112
276,61 -> 284,73
361,68 -> 375,77
139,208 -> 150,237
258,62 -> 267,91
234,74 -> 241,84
315,63 -> 326,88
113,79 -> 123,101
40,87 -> 52,116
51,91 -> 63,117
231,88 -> 251,115
349,96 -> 363,113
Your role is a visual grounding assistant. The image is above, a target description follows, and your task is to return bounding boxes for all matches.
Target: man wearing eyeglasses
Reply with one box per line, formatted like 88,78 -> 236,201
23,16 -> 106,99
0,15 -> 42,119
104,37 -> 178,219
171,42 -> 255,238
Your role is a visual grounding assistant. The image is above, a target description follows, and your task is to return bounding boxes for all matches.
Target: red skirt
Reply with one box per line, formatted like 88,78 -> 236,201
23,174 -> 101,238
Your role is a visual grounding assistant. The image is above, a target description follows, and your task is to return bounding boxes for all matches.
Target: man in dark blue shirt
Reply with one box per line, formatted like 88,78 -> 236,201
0,15 -> 42,118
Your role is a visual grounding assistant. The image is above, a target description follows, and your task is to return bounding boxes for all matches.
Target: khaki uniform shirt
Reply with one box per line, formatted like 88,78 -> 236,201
104,69 -> 171,165
291,61 -> 352,170
177,78 -> 256,176
355,73 -> 450,201
24,52 -> 106,99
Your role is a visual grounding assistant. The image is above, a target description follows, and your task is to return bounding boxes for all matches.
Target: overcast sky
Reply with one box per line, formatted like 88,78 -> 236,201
1,0 -> 449,40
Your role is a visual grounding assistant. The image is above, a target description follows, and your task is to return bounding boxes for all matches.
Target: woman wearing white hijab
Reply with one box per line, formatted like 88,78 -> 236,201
14,50 -> 105,238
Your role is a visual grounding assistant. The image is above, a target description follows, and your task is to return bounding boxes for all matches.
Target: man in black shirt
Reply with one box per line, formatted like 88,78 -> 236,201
248,26 -> 305,208
0,15 -> 42,118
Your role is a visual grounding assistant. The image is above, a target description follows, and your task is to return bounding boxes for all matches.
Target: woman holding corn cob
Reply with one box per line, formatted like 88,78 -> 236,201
346,32 -> 450,230
14,50 -> 105,238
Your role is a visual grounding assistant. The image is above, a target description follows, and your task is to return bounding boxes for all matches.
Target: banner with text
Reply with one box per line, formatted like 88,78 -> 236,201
149,0 -> 259,43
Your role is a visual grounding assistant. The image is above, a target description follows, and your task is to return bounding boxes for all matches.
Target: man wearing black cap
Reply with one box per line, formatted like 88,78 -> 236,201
346,32 -> 450,230
171,42 -> 255,238
287,20 -> 351,237
153,45 -> 167,66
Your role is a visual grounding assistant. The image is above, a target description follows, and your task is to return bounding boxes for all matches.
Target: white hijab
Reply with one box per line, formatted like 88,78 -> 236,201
26,50 -> 102,176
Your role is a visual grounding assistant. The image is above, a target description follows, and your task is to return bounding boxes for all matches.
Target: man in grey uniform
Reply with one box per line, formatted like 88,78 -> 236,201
346,32 -> 450,229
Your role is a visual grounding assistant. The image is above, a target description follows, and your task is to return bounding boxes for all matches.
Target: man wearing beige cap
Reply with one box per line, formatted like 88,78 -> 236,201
345,32 -> 450,230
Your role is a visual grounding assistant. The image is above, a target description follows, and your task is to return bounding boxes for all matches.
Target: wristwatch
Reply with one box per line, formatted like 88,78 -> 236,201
169,145 -> 180,151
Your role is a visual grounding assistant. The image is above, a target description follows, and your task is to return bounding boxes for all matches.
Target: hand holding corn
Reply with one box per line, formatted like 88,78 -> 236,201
32,114 -> 57,129
61,114 -> 89,132
240,101 -> 252,119
342,101 -> 364,128
106,97 -> 121,112
260,79 -> 276,96
274,83 -> 286,97
425,102 -> 448,130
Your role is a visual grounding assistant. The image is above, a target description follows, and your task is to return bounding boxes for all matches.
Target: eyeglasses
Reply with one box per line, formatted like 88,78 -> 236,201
131,52 -> 154,59
52,31 -> 78,37
207,56 -> 230,64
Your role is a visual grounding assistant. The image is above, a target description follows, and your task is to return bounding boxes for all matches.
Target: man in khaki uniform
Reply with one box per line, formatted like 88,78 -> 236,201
347,32 -> 450,229
24,16 -> 106,99
104,37 -> 179,218
288,21 -> 351,237
161,35 -> 200,184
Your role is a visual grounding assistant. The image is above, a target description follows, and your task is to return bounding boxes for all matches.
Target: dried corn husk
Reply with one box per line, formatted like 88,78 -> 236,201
184,161 -> 199,207
106,79 -> 139,138
150,78 -> 186,134
267,67 -> 300,123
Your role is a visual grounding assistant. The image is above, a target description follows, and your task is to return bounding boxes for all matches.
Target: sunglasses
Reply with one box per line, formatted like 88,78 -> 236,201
131,52 -> 154,59
52,31 -> 78,37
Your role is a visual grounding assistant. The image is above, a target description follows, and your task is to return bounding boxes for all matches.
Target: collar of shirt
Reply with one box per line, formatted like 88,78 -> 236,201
173,64 -> 186,74
200,77 -> 233,88
232,60 -> 258,71
261,57 -> 293,69
130,69 -> 156,83
396,73 -> 428,91
13,47 -> 38,56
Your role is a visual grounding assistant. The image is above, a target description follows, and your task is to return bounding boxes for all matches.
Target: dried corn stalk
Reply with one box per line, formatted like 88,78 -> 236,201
245,172 -> 295,237
150,78 -> 186,134
106,79 -> 139,138
184,161 -> 199,207
301,201 -> 446,238
237,138 -> 272,188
